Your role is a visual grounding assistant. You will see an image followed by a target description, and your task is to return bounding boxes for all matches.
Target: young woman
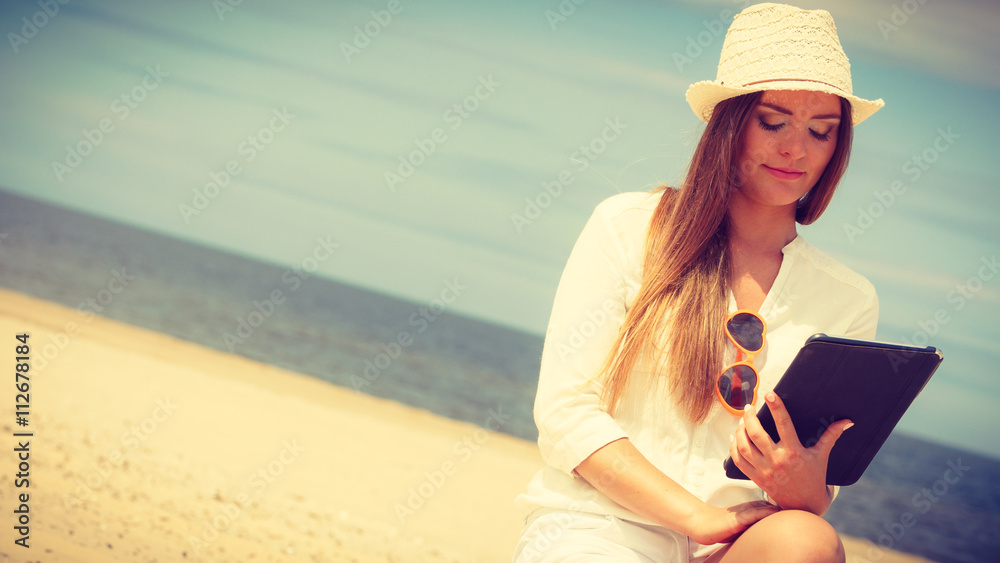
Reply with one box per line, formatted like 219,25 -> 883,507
514,4 -> 884,562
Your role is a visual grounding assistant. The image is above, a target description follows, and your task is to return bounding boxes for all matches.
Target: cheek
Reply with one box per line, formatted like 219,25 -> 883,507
742,130 -> 776,163
739,141 -> 768,179
736,148 -> 756,184
812,142 -> 838,171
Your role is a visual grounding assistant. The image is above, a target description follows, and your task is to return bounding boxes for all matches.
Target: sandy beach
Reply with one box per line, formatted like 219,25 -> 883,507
0,288 -> 932,562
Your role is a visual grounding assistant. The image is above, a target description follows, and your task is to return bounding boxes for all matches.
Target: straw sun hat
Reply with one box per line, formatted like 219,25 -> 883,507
686,3 -> 884,125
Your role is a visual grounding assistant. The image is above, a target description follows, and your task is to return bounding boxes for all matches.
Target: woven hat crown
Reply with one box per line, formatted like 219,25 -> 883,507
686,3 -> 884,125
718,4 -> 849,93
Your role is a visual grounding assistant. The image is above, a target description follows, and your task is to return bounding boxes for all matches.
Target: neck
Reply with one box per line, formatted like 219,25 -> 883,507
727,195 -> 798,254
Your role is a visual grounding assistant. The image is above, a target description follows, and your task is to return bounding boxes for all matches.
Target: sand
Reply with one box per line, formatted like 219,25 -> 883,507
0,288 -> 932,562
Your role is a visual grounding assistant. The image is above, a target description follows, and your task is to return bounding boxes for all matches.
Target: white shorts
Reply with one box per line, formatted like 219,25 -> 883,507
512,509 -> 722,562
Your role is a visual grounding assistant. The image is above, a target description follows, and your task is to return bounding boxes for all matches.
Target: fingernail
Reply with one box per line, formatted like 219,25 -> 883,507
744,404 -> 752,412
844,422 -> 855,431
766,392 -> 776,403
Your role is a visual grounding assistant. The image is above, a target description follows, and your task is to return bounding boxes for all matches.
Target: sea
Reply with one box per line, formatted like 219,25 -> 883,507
1,189 -> 997,563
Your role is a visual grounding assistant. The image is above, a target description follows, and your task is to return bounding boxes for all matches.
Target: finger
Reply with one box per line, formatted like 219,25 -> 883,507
762,392 -> 802,449
733,500 -> 780,514
813,418 -> 854,456
731,500 -> 781,527
731,417 -> 764,471
741,403 -> 778,453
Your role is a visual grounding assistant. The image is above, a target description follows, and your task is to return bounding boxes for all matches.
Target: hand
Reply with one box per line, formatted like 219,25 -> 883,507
683,500 -> 780,545
575,438 -> 779,543
729,392 -> 853,515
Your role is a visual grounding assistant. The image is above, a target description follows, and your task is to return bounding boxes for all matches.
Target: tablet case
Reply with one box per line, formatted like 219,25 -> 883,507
723,334 -> 943,486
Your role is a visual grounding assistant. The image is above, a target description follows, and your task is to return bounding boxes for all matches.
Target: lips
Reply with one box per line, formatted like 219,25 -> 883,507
763,165 -> 804,180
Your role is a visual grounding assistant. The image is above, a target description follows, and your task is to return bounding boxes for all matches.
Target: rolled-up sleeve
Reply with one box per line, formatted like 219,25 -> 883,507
534,196 -> 644,475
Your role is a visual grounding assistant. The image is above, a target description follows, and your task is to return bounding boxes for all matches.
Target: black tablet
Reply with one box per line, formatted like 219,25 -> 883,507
723,334 -> 943,486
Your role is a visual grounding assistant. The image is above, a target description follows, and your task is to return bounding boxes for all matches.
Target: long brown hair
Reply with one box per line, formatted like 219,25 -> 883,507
598,92 -> 854,422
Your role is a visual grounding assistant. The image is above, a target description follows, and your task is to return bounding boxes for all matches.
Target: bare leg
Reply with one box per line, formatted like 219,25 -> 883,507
705,510 -> 845,563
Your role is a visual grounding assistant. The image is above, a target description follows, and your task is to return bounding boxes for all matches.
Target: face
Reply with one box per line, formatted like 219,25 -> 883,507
735,90 -> 842,212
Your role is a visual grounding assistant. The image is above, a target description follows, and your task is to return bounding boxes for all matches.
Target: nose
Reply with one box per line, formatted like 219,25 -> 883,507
777,128 -> 807,160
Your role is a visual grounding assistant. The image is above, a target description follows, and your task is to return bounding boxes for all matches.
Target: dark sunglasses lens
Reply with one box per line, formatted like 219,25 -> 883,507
718,365 -> 757,409
728,313 -> 764,352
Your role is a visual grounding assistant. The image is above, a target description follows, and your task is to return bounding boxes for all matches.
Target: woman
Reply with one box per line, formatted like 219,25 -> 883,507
514,4 -> 884,562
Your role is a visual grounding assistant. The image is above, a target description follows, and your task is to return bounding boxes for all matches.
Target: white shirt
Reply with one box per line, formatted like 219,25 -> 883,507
516,191 -> 879,533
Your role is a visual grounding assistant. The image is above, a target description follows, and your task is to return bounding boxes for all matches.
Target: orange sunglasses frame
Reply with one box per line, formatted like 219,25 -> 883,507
715,309 -> 768,416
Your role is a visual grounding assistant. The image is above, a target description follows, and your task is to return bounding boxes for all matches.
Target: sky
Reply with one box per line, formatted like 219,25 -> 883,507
0,0 -> 997,459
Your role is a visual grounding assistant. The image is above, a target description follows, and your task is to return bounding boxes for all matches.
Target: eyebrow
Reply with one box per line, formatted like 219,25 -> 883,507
759,102 -> 841,120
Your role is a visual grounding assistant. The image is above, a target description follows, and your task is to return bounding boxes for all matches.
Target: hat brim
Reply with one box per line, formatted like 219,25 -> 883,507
686,80 -> 884,126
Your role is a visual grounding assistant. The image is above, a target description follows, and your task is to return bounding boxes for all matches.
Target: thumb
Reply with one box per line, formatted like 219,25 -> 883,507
813,419 -> 854,456
732,500 -> 780,527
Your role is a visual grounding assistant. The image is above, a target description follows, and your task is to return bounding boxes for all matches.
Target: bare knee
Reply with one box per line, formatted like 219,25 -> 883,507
759,510 -> 844,563
721,510 -> 845,563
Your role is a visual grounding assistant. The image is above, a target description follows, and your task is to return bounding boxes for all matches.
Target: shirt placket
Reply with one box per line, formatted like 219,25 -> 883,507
689,424 -> 709,492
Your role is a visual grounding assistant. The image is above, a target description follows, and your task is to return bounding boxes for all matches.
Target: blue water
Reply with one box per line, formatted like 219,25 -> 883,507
1,189 -> 997,563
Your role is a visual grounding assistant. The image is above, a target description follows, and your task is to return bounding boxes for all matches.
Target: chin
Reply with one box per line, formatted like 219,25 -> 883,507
741,182 -> 810,208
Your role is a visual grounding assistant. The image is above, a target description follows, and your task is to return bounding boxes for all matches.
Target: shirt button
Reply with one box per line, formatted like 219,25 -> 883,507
695,439 -> 705,448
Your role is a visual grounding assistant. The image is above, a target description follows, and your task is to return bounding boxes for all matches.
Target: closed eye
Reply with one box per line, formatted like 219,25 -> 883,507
810,129 -> 833,142
757,118 -> 782,132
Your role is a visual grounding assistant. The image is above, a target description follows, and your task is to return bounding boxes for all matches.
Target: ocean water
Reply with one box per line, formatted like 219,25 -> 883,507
1,189 -> 997,563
